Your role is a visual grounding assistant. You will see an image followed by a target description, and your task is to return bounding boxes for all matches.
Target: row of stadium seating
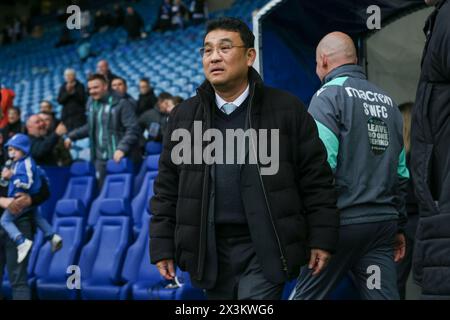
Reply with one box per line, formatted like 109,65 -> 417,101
1,141 -> 208,300
0,0 -> 269,123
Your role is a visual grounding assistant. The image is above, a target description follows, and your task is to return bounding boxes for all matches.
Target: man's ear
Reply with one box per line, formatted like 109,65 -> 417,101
247,48 -> 257,66
320,53 -> 328,69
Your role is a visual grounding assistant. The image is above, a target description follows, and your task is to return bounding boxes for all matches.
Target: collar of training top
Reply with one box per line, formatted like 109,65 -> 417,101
323,64 -> 366,85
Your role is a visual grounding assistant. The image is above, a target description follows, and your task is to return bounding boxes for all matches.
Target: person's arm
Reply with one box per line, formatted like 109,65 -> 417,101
149,89 -> 157,108
295,96 -> 339,254
30,133 -> 60,160
74,82 -> 87,106
308,92 -> 341,173
393,148 -> 409,262
396,148 -> 409,233
57,84 -> 70,105
31,177 -> 50,206
137,112 -> 148,131
68,123 -> 89,141
6,178 -> 50,215
116,99 -> 140,155
436,5 -> 450,78
149,104 -> 181,272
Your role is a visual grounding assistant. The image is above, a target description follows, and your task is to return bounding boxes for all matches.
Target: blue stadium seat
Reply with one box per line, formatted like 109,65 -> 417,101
145,141 -> 163,156
282,279 -> 297,300
34,207 -> 85,300
56,161 -> 97,221
133,154 -> 159,196
121,214 -> 161,300
131,175 -> 155,235
326,275 -> 360,300
87,159 -> 134,229
79,213 -> 131,300
122,214 -> 204,300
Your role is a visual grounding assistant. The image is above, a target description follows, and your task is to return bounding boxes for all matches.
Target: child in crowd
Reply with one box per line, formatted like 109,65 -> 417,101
0,133 -> 62,263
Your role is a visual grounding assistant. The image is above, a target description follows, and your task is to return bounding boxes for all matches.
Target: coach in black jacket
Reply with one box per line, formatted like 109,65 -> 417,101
150,18 -> 339,299
411,0 -> 450,299
57,69 -> 87,132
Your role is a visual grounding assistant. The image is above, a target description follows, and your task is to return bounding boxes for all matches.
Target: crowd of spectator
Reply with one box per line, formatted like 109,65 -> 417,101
0,17 -> 32,46
0,57 -> 183,179
1,1 -> 208,48
156,0 -> 208,31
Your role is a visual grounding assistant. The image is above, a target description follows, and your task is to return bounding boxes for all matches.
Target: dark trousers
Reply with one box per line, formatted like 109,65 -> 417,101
292,221 -> 399,300
206,234 -> 284,300
396,214 -> 419,299
0,213 -> 35,300
94,159 -> 107,190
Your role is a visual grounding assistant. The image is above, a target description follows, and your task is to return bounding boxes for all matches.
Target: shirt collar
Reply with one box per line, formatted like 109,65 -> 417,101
215,84 -> 250,109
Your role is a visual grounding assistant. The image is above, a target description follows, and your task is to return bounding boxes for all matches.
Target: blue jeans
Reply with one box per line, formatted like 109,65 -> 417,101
0,208 -> 53,242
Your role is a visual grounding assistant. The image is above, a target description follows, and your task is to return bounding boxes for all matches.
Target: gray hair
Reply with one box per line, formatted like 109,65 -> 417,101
64,68 -> 76,77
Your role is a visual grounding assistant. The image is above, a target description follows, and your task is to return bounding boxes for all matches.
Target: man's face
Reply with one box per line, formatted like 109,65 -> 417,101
112,79 -> 127,95
40,102 -> 52,113
158,98 -> 169,113
97,61 -> 108,75
88,79 -> 109,100
39,114 -> 52,132
165,99 -> 175,114
8,109 -> 20,124
27,115 -> 47,137
202,30 -> 255,89
65,73 -> 75,83
139,81 -> 150,95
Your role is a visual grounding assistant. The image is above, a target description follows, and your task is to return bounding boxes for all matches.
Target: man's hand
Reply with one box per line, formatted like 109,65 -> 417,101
56,122 -> 68,137
113,150 -> 125,163
394,233 -> 406,263
7,193 -> 32,215
308,248 -> 331,276
66,81 -> 76,93
156,259 -> 176,280
1,168 -> 12,180
64,138 -> 72,149
0,197 -> 14,210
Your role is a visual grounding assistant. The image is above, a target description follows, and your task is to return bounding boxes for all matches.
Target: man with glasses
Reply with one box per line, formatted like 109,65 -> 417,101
150,17 -> 339,300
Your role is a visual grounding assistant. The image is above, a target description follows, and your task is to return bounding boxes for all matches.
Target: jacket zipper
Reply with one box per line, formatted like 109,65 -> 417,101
196,88 -> 211,280
247,83 -> 289,275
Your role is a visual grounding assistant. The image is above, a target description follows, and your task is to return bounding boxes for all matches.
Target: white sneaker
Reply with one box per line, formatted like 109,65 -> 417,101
51,234 -> 63,253
17,239 -> 33,264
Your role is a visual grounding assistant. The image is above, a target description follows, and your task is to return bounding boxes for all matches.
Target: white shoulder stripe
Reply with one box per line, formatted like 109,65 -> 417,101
14,158 -> 34,190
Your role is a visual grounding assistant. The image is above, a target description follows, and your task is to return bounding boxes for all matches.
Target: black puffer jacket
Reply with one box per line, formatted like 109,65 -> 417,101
411,0 -> 450,298
150,68 -> 339,287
